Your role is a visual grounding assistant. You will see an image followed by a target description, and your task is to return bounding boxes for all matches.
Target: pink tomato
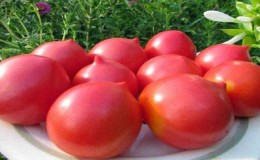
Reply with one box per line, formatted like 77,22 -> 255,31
144,30 -> 196,59
137,54 -> 203,90
139,74 -> 234,149
204,60 -> 260,117
31,39 -> 92,80
0,54 -> 71,125
195,44 -> 251,73
73,56 -> 139,96
89,37 -> 147,73
47,81 -> 142,158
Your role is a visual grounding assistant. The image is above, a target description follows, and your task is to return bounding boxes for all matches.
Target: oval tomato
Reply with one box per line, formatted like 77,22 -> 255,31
137,54 -> 203,90
144,30 -> 197,59
47,81 -> 142,158
73,56 -> 139,96
89,37 -> 147,73
204,60 -> 260,117
31,39 -> 92,80
139,74 -> 234,149
195,44 -> 251,73
0,54 -> 71,125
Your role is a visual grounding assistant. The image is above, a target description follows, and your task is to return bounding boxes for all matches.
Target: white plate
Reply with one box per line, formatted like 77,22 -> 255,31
0,116 -> 260,160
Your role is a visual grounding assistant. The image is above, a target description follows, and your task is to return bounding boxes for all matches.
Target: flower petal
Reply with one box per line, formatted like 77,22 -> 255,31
222,33 -> 246,44
204,10 -> 235,22
236,16 -> 253,23
36,2 -> 51,15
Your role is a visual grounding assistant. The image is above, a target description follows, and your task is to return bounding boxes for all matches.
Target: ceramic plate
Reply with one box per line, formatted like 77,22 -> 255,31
0,116 -> 260,160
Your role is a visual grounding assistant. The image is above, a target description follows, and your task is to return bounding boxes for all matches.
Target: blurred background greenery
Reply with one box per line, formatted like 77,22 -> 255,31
0,0 -> 243,60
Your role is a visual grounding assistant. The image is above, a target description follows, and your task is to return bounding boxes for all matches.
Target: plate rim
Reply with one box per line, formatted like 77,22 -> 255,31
0,117 -> 248,160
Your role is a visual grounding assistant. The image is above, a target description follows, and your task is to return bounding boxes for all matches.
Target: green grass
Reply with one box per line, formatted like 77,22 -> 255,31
0,0 -> 242,60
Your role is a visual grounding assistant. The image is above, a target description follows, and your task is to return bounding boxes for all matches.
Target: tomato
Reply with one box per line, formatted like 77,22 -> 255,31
139,74 -> 234,149
195,44 -> 251,73
0,54 -> 71,125
89,37 -> 147,73
204,60 -> 260,117
73,56 -> 139,96
136,54 -> 203,90
31,39 -> 92,80
144,30 -> 196,59
47,81 -> 142,158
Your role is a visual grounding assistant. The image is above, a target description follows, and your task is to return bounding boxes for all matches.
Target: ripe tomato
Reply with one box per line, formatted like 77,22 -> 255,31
195,44 -> 251,73
144,30 -> 196,59
204,60 -> 260,117
31,39 -> 92,80
137,54 -> 203,90
89,37 -> 147,73
47,81 -> 142,158
0,54 -> 71,125
139,74 -> 234,149
73,56 -> 139,96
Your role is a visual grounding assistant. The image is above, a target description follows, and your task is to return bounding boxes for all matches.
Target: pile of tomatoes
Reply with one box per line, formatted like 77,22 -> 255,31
0,30 -> 260,158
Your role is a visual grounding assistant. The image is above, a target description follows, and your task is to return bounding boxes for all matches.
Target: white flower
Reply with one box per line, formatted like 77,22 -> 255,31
204,10 -> 235,22
236,16 -> 253,23
222,33 -> 246,44
204,10 -> 253,23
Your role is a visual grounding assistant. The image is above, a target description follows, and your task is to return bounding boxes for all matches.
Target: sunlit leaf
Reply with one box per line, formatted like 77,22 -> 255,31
221,29 -> 249,36
255,27 -> 260,42
238,22 -> 253,31
250,0 -> 260,8
236,1 -> 252,15
242,35 -> 254,46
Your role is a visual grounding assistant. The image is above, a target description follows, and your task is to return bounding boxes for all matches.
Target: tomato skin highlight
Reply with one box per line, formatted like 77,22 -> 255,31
204,60 -> 260,117
31,39 -> 92,80
0,54 -> 71,125
144,30 -> 196,59
139,74 -> 234,149
47,81 -> 142,158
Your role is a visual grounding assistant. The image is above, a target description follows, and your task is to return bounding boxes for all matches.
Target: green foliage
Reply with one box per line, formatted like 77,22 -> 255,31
0,0 -> 238,60
236,0 -> 260,47
205,0 -> 260,50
